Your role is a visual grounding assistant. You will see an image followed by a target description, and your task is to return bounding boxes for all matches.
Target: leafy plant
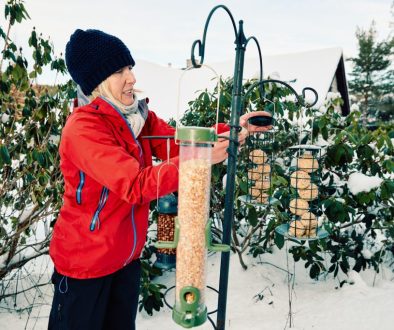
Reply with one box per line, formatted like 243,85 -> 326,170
0,0 -> 74,285
180,74 -> 394,281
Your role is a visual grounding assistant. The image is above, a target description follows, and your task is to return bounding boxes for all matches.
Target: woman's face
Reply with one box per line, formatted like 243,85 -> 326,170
107,66 -> 136,105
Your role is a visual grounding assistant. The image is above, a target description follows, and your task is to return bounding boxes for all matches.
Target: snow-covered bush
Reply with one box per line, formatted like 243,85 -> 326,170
0,0 -> 73,285
181,76 -> 394,280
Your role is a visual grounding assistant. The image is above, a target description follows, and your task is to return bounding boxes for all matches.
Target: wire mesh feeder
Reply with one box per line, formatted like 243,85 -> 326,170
275,145 -> 328,240
154,194 -> 177,270
239,129 -> 276,207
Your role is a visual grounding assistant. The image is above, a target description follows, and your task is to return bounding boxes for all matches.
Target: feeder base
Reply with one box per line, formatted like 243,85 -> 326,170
275,223 -> 329,241
238,195 -> 280,207
172,304 -> 207,328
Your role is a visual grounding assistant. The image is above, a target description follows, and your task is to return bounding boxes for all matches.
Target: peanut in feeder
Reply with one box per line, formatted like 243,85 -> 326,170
154,194 -> 178,270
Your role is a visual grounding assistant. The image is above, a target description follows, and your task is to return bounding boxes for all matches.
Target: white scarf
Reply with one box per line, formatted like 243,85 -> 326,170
88,81 -> 146,137
122,94 -> 145,138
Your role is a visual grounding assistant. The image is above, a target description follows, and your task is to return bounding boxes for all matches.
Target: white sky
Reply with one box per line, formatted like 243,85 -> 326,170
8,0 -> 394,83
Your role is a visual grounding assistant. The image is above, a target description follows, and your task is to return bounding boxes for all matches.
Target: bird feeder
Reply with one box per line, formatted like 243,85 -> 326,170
238,101 -> 276,207
245,127 -> 275,206
154,194 -> 178,270
156,126 -> 229,328
276,145 -> 328,240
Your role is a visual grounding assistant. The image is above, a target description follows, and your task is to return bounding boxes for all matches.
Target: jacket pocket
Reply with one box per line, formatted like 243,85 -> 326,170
76,171 -> 85,205
90,187 -> 109,231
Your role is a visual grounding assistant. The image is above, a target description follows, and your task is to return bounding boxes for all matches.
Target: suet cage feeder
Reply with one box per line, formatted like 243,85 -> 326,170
243,128 -> 275,206
238,88 -> 277,208
275,145 -> 328,240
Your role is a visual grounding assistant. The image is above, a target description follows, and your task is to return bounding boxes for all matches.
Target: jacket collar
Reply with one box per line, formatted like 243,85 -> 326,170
80,97 -> 148,118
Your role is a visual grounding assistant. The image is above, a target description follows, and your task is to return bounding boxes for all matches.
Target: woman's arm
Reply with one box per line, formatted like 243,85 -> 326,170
61,113 -> 179,205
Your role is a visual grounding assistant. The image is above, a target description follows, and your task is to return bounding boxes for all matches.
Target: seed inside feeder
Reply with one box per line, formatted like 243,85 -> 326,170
157,214 -> 176,255
300,212 -> 318,228
255,192 -> 269,204
176,158 -> 211,305
297,154 -> 318,173
289,220 -> 306,238
185,292 -> 195,304
298,183 -> 318,201
248,163 -> 271,181
290,170 -> 311,189
248,169 -> 261,181
300,212 -> 318,237
254,179 -> 271,190
289,198 -> 309,216
249,187 -> 269,204
249,149 -> 268,165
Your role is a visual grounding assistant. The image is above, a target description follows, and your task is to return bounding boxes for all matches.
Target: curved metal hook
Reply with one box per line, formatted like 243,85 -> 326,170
243,79 -> 319,115
302,87 -> 319,108
245,36 -> 264,96
191,5 -> 238,68
243,79 -> 303,106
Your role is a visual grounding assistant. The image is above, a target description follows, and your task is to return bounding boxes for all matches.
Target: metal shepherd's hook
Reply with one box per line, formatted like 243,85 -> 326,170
189,5 -> 264,330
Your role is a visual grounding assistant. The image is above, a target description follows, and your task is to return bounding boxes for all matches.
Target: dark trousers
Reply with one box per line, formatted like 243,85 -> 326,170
48,259 -> 141,330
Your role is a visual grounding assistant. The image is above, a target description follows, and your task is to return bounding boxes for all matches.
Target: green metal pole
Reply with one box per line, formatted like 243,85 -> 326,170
216,20 -> 247,330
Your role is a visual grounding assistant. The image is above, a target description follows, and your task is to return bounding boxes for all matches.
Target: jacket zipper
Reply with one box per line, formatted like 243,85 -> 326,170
99,96 -> 144,165
123,205 -> 137,266
90,187 -> 109,231
76,171 -> 85,205
98,97 -> 142,263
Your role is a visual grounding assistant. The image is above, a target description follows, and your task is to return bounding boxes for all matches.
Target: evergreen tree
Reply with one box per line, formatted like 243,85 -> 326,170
348,21 -> 393,125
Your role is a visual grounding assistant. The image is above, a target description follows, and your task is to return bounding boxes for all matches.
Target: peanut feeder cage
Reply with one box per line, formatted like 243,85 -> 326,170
154,193 -> 178,270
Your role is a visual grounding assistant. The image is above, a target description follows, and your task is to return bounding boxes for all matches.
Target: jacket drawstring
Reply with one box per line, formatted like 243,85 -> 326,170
59,276 -> 68,294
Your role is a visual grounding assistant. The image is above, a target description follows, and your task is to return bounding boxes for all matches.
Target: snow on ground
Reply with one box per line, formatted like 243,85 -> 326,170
1,247 -> 394,330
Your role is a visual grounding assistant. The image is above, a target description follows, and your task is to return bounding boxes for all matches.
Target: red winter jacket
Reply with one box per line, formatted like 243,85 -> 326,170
49,97 -> 179,279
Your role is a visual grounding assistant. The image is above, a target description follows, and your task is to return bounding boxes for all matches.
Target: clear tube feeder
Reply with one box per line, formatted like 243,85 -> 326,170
156,126 -> 230,328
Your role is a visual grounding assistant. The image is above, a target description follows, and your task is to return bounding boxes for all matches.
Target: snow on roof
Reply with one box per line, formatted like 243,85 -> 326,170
133,47 -> 343,120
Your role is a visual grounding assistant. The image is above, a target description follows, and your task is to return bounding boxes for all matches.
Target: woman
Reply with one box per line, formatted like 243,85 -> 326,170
48,29 -> 251,330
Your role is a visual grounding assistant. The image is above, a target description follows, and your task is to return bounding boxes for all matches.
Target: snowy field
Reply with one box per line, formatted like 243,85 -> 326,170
1,246 -> 394,330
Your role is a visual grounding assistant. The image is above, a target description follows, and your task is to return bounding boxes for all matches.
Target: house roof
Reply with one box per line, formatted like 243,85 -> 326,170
133,47 -> 350,120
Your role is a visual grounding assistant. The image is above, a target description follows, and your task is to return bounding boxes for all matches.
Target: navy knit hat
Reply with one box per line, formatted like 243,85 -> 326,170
65,29 -> 135,95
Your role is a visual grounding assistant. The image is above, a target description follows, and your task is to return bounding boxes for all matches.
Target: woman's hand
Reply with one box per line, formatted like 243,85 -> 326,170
240,111 -> 273,133
212,128 -> 248,164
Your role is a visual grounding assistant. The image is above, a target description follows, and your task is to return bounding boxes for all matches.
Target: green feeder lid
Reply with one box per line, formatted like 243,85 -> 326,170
176,126 -> 217,143
158,194 -> 178,214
